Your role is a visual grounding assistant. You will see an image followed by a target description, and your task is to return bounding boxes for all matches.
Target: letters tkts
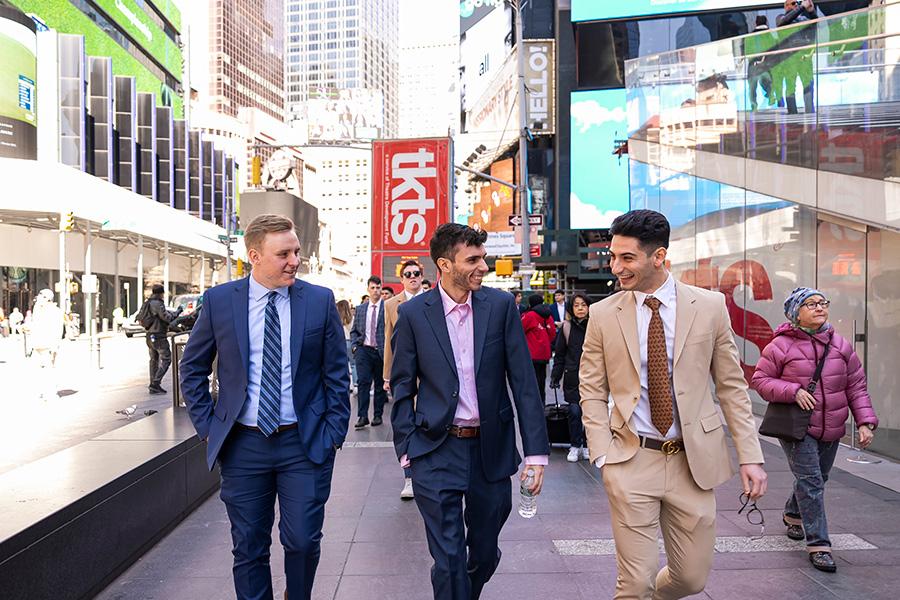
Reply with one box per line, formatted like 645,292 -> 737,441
389,149 -> 436,245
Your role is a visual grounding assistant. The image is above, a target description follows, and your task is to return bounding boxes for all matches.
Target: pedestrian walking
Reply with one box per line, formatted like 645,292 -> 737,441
0,307 -> 9,338
550,289 -> 567,326
390,223 -> 549,600
8,306 -> 23,335
751,287 -> 878,573
179,214 -> 351,600
382,259 -> 426,499
521,293 -> 556,404
350,276 -> 387,428
27,289 -> 64,399
137,284 -> 181,394
579,210 -> 767,599
336,299 -> 356,391
550,293 -> 592,462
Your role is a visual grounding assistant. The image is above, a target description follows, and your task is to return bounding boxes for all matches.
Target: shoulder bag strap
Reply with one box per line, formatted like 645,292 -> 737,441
806,339 -> 831,394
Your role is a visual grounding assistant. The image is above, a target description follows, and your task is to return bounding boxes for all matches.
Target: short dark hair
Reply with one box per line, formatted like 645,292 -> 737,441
382,285 -> 394,294
609,209 -> 670,253
553,289 -> 564,296
400,259 -> 420,271
421,279 -> 431,287
430,223 -> 487,265
151,284 -> 165,295
367,275 -> 382,286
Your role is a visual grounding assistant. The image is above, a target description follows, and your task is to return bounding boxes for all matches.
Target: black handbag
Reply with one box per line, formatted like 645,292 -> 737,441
545,387 -> 571,445
758,340 -> 830,441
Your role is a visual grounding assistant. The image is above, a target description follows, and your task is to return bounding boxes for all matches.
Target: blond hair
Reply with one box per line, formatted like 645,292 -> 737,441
244,214 -> 296,251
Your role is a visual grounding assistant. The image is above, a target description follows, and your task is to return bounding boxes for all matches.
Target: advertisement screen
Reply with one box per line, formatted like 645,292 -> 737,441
570,89 -> 629,228
0,11 -> 36,159
572,0 -> 779,22
372,138 -> 453,253
306,88 -> 384,142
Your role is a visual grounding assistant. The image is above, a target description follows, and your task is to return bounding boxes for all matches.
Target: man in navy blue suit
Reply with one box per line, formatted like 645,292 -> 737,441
349,275 -> 387,428
390,223 -> 550,600
180,214 -> 350,600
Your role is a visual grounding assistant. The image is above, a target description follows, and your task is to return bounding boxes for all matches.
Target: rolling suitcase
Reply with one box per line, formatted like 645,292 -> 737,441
545,388 -> 570,445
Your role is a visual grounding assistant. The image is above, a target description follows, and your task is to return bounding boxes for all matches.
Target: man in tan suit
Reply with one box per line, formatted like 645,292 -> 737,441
580,210 -> 767,600
383,259 -> 426,499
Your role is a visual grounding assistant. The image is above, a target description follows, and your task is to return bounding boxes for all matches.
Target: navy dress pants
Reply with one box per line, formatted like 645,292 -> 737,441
355,346 -> 387,418
218,426 -> 335,600
410,436 -> 512,600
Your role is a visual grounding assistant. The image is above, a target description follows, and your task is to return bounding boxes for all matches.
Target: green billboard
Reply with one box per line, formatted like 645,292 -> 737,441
0,6 -> 37,159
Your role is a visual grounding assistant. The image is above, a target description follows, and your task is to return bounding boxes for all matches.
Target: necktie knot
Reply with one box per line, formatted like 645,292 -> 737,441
267,290 -> 279,305
644,296 -> 662,312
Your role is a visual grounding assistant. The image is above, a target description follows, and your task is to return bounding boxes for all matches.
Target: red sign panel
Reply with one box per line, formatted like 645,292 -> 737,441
372,138 -> 453,253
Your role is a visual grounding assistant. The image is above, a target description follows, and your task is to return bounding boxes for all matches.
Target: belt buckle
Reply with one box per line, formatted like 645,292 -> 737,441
661,440 -> 680,455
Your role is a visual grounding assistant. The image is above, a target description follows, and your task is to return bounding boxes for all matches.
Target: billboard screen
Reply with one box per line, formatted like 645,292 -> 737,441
306,88 -> 384,141
570,89 -> 629,228
0,9 -> 36,159
572,0 -> 780,22
372,137 -> 453,253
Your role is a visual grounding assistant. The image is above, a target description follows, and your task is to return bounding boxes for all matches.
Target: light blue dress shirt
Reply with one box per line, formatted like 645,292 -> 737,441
237,276 -> 298,427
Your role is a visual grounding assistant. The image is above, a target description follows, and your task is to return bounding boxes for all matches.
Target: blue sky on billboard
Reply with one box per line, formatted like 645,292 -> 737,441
570,89 -> 629,229
571,0 -> 779,22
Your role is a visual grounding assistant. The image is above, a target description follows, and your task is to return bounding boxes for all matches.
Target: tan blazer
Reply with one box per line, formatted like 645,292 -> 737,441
579,282 -> 763,490
383,292 -> 406,381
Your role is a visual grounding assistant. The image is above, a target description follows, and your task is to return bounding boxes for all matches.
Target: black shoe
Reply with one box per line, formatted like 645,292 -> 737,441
783,517 -> 804,541
148,385 -> 167,394
354,417 -> 369,429
809,551 -> 836,572
371,416 -> 383,426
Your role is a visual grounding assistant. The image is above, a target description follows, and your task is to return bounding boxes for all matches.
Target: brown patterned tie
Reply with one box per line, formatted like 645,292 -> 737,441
644,296 -> 674,435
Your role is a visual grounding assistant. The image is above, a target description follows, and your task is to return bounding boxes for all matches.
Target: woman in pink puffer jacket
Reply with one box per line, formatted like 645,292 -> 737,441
752,287 -> 878,574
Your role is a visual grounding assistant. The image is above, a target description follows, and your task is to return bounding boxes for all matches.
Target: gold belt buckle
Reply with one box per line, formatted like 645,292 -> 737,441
661,440 -> 681,455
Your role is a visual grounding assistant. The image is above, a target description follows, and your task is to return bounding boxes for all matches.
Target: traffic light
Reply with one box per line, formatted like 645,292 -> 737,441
251,155 -> 262,186
236,258 -> 244,277
495,258 -> 514,277
60,211 -> 75,232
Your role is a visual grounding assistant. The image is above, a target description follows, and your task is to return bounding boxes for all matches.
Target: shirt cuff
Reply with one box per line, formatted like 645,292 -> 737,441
524,455 -> 548,466
594,455 -> 606,469
400,454 -> 410,468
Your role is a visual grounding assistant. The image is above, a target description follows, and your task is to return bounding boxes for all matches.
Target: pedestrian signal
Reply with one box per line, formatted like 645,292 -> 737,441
251,156 -> 262,186
495,259 -> 514,277
60,211 -> 75,232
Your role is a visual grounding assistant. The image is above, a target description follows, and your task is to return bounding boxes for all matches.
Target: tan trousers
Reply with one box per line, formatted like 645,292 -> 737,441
602,447 -> 717,600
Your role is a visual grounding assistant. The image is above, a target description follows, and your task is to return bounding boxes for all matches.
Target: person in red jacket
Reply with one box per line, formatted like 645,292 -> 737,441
752,286 -> 878,573
521,294 -> 556,404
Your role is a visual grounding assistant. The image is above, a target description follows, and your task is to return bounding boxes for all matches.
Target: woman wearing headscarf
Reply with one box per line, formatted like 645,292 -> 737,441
751,287 -> 878,573
550,293 -> 591,462
521,293 -> 556,404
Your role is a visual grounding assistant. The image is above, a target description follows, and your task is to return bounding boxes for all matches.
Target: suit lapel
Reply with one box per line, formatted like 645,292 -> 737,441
233,279 -> 250,377
615,292 -> 641,378
473,290 -> 491,376
424,290 -> 459,380
289,281 -> 306,378
673,283 -> 698,366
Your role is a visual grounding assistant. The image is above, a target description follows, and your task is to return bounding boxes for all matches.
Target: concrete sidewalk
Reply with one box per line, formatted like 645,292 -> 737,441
97,392 -> 900,600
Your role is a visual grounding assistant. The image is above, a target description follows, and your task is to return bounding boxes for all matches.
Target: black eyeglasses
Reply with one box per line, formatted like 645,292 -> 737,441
739,492 -> 765,540
402,270 -> 422,278
801,300 -> 830,310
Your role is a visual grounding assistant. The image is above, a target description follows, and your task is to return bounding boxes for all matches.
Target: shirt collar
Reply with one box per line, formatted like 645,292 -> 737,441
249,275 -> 290,303
634,272 -> 676,309
438,281 -> 471,316
404,289 -> 424,301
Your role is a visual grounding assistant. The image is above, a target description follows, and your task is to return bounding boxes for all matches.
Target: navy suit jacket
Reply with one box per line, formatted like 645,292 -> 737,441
349,300 -> 385,357
389,286 -> 549,482
179,277 -> 351,470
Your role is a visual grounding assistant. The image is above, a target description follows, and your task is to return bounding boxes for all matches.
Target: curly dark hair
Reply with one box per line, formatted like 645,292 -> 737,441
610,209 -> 670,253
429,223 -> 488,265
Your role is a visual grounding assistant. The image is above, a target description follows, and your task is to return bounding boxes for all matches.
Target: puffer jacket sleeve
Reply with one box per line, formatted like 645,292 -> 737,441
844,343 -> 879,428
751,339 -> 803,404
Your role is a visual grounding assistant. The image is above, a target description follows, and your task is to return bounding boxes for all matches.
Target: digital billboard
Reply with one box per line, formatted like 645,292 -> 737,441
570,89 -> 630,228
306,88 -> 384,142
572,0 -> 780,22
0,6 -> 37,159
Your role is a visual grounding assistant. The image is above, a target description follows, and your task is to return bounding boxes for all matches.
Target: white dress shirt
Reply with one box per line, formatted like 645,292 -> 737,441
556,301 -> 566,321
404,289 -> 424,301
238,275 -> 298,427
364,300 -> 382,347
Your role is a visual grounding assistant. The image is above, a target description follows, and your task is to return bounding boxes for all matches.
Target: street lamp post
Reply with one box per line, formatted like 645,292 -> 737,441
514,0 -> 532,290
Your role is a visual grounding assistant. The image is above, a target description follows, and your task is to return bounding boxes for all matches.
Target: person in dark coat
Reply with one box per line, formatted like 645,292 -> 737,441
521,294 -> 556,404
752,286 -> 877,573
550,293 -> 591,462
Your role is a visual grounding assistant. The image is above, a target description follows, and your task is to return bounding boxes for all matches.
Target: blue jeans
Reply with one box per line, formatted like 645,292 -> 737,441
346,340 -> 357,386
779,434 -> 840,551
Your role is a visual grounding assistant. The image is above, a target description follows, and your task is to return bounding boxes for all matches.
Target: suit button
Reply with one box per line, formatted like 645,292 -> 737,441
445,425 -> 451,430
452,392 -> 458,398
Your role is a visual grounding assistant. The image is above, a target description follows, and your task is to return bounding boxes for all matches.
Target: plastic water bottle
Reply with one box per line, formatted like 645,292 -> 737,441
518,469 -> 537,518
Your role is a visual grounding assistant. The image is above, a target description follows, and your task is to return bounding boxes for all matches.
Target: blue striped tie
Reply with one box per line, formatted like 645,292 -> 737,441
257,291 -> 282,436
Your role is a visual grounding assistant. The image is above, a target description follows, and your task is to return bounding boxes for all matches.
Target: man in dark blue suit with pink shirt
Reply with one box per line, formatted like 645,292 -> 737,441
389,223 -> 549,600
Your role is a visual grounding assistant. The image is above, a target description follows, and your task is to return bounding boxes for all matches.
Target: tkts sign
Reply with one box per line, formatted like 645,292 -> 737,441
372,138 -> 453,252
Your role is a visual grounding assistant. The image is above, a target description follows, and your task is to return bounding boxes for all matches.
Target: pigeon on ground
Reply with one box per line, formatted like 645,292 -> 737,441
116,404 -> 137,418
143,409 -> 158,416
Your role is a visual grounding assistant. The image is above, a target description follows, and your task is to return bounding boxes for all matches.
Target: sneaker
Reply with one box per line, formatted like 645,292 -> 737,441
566,447 -> 580,463
809,551 -> 836,573
581,447 -> 591,461
400,477 -> 414,500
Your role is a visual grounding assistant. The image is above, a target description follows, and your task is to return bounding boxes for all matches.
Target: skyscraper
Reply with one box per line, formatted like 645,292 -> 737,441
208,0 -> 285,122
284,0 -> 399,138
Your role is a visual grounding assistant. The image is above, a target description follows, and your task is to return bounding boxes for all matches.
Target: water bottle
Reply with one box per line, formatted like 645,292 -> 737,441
518,469 -> 537,518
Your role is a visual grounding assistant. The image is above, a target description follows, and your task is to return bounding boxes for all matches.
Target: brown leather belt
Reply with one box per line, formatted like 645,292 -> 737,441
639,435 -> 684,455
448,425 -> 480,439
234,422 -> 298,434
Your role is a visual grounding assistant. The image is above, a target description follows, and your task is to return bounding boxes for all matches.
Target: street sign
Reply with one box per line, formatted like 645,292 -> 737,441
508,214 -> 543,227
82,274 -> 99,294
218,235 -> 238,244
517,266 -> 535,276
